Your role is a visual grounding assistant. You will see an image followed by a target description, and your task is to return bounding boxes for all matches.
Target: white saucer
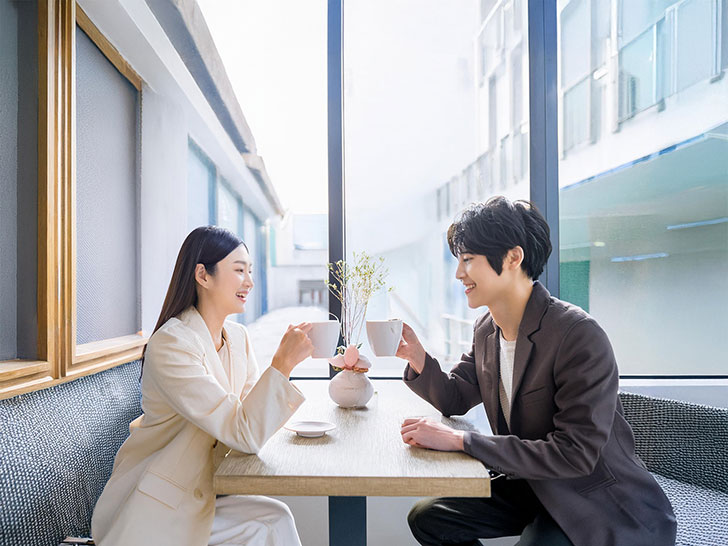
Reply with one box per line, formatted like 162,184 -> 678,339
284,420 -> 336,438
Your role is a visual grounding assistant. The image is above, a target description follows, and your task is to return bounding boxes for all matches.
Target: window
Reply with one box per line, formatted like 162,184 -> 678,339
619,0 -> 680,46
2,2 -> 146,399
560,0 -> 728,377
197,0 -> 329,378
241,209 -> 263,322
0,0 -> 37,362
561,0 -> 609,152
561,0 -> 590,89
344,0 -> 529,377
675,0 -> 717,91
618,0 -> 722,121
619,27 -> 657,119
293,215 -> 327,251
217,179 -> 243,235
563,78 -> 589,151
188,141 -> 216,229
75,25 -> 140,346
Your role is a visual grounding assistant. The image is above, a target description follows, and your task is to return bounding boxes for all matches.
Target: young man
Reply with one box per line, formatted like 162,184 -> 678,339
397,197 -> 676,546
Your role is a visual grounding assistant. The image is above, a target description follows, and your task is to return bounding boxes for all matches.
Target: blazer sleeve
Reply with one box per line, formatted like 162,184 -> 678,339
463,317 -> 619,479
240,325 -> 260,399
402,320 -> 484,417
143,326 -> 304,454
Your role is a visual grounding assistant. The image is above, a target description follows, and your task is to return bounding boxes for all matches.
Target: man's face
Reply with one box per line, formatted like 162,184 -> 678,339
455,253 -> 508,309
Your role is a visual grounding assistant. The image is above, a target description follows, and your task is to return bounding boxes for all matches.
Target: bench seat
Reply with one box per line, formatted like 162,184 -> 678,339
653,473 -> 728,545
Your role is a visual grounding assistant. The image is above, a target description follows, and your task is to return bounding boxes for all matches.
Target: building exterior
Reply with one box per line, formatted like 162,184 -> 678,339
429,0 -> 727,375
557,0 -> 727,375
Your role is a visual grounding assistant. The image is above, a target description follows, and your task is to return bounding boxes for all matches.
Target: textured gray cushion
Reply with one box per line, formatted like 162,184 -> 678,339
619,392 -> 728,494
653,474 -> 728,546
0,361 -> 142,546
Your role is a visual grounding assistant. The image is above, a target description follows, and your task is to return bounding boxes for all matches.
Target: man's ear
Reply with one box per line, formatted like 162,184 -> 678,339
194,263 -> 209,289
504,246 -> 524,270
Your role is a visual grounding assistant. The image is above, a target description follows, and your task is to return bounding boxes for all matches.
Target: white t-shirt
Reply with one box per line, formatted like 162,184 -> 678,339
499,334 -> 517,421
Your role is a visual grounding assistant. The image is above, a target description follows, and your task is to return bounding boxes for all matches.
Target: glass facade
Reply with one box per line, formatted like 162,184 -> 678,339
558,0 -> 728,376
344,0 -> 530,377
194,0 -> 331,376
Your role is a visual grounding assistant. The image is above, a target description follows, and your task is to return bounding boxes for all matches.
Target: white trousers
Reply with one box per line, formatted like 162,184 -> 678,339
208,495 -> 302,546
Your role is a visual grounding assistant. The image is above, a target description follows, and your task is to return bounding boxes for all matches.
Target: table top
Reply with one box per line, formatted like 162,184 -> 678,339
214,379 -> 491,497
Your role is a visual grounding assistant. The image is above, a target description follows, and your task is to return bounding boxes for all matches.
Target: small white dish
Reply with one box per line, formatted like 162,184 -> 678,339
284,420 -> 336,438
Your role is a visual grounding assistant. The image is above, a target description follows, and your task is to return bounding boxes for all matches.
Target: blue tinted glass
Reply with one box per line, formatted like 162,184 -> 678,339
619,29 -> 655,119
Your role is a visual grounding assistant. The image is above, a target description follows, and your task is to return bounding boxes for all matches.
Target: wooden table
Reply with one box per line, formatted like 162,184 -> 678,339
214,379 -> 491,545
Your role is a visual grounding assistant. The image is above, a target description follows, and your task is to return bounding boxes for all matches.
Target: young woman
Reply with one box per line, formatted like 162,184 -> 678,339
92,226 -> 313,545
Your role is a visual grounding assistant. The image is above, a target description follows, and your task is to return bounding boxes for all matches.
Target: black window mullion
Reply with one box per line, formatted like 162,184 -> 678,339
327,0 -> 344,379
528,0 -> 560,297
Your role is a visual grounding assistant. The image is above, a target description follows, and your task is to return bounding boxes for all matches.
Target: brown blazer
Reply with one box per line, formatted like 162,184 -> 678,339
404,282 -> 676,546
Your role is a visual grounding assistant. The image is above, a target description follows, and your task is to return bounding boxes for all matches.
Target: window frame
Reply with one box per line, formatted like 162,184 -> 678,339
617,0 -> 723,123
0,1 -> 145,400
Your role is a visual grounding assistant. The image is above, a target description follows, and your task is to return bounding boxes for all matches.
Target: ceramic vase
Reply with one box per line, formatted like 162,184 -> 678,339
328,369 -> 374,408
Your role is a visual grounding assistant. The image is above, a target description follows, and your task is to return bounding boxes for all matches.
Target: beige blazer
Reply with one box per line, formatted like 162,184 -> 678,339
91,306 -> 305,546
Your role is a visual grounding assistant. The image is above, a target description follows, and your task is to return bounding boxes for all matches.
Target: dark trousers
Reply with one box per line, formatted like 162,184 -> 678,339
407,479 -> 574,546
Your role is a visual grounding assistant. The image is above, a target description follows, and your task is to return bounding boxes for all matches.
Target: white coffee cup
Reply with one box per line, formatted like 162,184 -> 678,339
307,320 -> 341,358
366,319 -> 404,357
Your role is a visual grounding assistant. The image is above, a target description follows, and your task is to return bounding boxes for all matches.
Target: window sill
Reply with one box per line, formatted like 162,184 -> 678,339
0,334 -> 147,400
70,333 -> 148,376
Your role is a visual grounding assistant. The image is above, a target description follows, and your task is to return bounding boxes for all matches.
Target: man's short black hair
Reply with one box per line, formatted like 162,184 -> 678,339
447,196 -> 552,280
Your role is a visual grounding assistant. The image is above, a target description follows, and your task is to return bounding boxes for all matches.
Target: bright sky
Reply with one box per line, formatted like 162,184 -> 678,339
197,0 -> 328,214
197,1 -> 478,217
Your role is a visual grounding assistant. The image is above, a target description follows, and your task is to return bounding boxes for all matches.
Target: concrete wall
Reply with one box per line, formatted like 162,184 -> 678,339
139,86 -> 191,334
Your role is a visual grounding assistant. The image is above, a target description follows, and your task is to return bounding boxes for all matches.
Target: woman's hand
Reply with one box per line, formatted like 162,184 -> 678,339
271,323 -> 314,378
400,418 -> 465,451
395,322 -> 427,374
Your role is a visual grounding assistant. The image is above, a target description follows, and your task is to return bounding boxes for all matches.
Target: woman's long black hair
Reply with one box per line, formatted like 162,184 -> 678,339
141,226 -> 246,374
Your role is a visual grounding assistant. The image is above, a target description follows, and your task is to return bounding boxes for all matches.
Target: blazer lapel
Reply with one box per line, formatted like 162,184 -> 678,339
179,307 -> 233,392
510,282 -> 550,404
482,324 -> 501,435
510,336 -> 534,410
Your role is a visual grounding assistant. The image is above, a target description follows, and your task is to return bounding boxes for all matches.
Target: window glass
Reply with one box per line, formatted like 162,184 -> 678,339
0,0 -> 37,360
619,0 -> 679,45
198,0 -> 329,377
344,0 -> 530,376
241,209 -> 262,322
561,0 -> 590,88
618,28 -> 655,120
675,0 -> 715,92
187,142 -> 214,229
217,180 -> 241,234
76,26 -> 139,344
559,0 -> 728,376
563,77 -> 589,152
656,15 -> 673,100
592,0 -> 611,68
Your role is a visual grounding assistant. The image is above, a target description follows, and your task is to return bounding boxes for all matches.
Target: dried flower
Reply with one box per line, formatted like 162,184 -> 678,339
324,251 -> 392,349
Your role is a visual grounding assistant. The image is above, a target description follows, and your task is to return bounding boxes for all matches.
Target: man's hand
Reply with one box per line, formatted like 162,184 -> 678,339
400,418 -> 465,452
396,323 -> 427,374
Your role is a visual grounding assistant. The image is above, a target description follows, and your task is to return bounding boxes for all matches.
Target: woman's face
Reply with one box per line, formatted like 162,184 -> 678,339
199,244 -> 254,316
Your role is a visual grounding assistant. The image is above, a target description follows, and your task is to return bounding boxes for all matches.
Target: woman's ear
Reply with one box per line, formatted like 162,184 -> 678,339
194,263 -> 209,289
